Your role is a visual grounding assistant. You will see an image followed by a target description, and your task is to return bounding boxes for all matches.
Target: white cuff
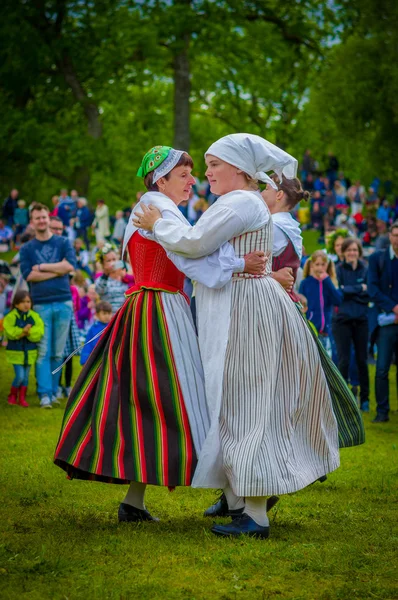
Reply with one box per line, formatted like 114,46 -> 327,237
235,258 -> 245,273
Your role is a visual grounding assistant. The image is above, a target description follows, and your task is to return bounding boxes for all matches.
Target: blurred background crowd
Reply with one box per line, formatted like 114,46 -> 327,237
1,149 -> 397,421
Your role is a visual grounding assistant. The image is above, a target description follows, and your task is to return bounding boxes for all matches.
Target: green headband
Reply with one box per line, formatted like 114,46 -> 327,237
136,146 -> 173,178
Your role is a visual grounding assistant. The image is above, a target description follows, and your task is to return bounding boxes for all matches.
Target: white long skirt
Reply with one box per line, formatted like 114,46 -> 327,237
220,277 -> 340,497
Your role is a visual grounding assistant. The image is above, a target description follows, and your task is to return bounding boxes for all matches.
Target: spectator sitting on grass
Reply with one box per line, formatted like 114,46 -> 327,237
80,301 -> 112,365
20,203 -> 76,409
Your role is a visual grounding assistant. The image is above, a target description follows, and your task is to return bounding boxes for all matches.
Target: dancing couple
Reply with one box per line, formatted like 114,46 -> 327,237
54,134 -> 363,539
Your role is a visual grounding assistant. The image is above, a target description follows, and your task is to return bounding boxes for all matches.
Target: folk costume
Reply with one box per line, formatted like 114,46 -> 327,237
271,211 -> 365,449
54,146 -> 245,521
147,134 -> 341,538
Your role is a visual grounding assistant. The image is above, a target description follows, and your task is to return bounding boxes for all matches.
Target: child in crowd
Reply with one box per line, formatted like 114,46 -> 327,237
71,271 -> 88,299
80,301 -> 113,365
73,238 -> 92,279
77,283 -> 99,330
298,292 -> 318,336
91,239 -> 105,268
112,210 -> 127,245
3,290 -> 44,407
299,250 -> 341,356
95,244 -> 134,313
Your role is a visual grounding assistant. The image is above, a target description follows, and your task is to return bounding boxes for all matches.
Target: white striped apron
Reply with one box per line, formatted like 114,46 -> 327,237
194,221 -> 340,496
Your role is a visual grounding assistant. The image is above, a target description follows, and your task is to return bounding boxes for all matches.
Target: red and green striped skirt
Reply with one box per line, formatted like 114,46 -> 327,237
54,290 -> 198,486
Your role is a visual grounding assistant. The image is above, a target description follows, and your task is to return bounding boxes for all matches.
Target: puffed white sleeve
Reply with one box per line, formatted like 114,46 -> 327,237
152,204 -> 247,259
167,243 -> 245,289
138,209 -> 244,288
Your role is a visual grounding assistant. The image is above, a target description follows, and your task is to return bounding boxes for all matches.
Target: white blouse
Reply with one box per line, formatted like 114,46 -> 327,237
123,191 -> 245,289
272,212 -> 303,259
152,190 -> 269,259
141,209 -> 244,289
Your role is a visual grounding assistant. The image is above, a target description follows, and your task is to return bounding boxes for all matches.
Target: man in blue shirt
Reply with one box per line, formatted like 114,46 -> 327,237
368,220 -> 398,422
20,203 -> 76,408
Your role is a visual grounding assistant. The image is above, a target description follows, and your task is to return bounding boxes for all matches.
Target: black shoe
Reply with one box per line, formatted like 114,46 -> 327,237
203,492 -> 244,518
211,514 -> 270,539
371,415 -> 389,423
118,502 -> 159,523
204,493 -> 279,518
318,475 -> 328,483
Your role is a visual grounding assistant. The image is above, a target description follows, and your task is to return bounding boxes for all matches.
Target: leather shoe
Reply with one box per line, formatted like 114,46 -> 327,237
203,492 -> 244,518
118,502 -> 159,523
211,514 -> 270,539
372,414 -> 389,423
204,493 -> 279,518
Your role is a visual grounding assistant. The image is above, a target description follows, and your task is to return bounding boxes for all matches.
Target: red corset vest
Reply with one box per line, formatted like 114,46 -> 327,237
127,232 -> 185,294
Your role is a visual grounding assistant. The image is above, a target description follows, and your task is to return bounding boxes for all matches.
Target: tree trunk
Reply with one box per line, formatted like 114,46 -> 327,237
74,166 -> 91,197
173,37 -> 191,151
60,54 -> 103,139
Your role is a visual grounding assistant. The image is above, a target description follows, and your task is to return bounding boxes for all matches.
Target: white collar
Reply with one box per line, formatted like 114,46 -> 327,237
272,212 -> 303,259
122,192 -> 189,257
389,245 -> 398,260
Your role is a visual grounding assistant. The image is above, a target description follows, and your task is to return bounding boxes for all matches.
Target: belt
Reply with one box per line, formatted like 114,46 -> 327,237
125,281 -> 189,304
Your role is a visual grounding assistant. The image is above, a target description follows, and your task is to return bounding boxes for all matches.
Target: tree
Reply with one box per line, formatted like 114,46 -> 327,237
291,0 -> 398,183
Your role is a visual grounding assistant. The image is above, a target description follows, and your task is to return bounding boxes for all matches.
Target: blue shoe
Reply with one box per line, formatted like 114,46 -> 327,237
211,514 -> 270,539
360,401 -> 370,413
204,493 -> 279,518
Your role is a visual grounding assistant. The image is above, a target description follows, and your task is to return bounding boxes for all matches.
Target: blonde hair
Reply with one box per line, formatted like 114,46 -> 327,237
72,270 -> 87,289
244,173 -> 260,190
303,250 -> 337,285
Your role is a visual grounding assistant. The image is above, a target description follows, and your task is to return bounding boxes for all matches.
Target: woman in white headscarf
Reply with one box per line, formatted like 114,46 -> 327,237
134,134 -> 341,539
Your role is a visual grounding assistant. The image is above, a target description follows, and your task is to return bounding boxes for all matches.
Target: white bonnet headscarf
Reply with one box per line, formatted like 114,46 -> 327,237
205,133 -> 298,190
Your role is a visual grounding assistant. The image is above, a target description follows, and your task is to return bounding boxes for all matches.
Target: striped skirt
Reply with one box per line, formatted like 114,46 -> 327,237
54,289 -> 209,487
297,308 -> 365,448
220,277 -> 340,497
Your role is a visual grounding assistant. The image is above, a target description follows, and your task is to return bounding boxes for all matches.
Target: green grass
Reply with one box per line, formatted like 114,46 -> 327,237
0,232 -> 397,599
0,356 -> 397,600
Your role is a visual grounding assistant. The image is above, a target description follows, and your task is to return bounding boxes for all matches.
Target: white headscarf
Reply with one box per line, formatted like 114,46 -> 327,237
205,133 -> 298,190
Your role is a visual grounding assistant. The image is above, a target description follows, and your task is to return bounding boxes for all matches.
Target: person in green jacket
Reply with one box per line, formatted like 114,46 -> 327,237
4,290 -> 44,407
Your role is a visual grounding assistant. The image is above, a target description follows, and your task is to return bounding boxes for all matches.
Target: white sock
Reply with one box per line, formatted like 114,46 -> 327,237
224,485 -> 245,511
245,496 -> 269,527
123,481 -> 147,510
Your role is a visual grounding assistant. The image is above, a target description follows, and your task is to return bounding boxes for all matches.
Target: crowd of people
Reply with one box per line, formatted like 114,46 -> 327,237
299,149 -> 394,253
1,153 -> 397,423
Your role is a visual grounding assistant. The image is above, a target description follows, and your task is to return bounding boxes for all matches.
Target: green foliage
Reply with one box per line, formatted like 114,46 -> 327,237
292,0 -> 398,184
0,1 -> 397,208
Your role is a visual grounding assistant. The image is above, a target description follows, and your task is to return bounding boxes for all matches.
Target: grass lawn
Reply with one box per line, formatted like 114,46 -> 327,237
0,232 -> 397,599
